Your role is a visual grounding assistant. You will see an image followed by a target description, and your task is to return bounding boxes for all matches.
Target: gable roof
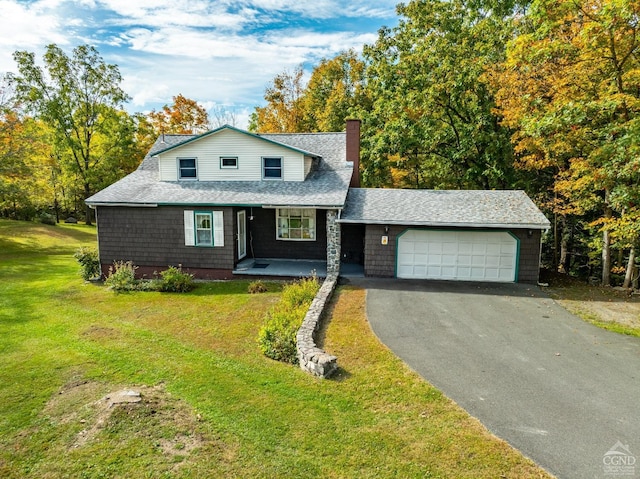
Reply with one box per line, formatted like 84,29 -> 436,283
340,188 -> 550,229
86,127 -> 352,208
151,124 -> 322,159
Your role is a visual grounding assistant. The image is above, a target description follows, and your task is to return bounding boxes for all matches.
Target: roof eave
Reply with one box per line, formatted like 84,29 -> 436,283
87,202 -> 159,208
151,125 -> 322,158
337,219 -> 551,229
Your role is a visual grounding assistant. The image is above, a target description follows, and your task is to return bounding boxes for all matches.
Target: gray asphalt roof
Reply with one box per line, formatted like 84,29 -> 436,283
87,128 -> 352,207
86,167 -> 353,207
340,188 -> 550,229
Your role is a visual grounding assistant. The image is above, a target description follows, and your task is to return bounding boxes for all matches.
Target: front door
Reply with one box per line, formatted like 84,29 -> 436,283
237,210 -> 247,259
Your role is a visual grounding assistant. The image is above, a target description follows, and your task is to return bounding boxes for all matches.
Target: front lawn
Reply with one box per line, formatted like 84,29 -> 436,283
0,219 -> 551,478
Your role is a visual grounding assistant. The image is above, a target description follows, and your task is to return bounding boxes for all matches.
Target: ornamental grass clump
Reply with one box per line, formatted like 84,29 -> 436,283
258,276 -> 320,364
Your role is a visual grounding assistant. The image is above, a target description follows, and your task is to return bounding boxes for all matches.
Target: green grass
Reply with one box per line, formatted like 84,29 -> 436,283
0,219 -> 552,478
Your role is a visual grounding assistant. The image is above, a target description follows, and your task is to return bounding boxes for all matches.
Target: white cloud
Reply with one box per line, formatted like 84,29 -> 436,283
233,0 -> 396,20
0,0 -> 68,73
0,0 -> 397,129
96,0 -> 257,30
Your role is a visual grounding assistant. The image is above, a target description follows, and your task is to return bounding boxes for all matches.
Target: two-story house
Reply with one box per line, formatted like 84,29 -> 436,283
86,120 -> 550,283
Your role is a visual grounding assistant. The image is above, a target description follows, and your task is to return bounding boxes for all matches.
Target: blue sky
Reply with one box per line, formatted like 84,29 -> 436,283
0,0 -> 399,127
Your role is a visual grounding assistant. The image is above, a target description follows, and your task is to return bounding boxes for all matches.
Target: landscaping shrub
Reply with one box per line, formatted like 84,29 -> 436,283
158,266 -> 194,292
258,276 -> 320,364
105,262 -> 195,293
39,212 -> 57,225
248,280 -> 267,294
281,276 -> 319,307
74,247 -> 101,281
105,261 -> 138,292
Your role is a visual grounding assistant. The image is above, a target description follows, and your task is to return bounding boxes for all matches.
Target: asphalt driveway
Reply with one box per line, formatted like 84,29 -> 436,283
357,278 -> 640,479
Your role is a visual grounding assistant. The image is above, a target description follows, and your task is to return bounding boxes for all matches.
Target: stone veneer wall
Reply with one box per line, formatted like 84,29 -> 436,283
326,210 -> 341,276
296,274 -> 338,378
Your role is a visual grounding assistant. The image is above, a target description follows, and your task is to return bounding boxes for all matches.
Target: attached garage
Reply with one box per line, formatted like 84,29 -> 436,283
396,229 -> 517,282
339,188 -> 550,284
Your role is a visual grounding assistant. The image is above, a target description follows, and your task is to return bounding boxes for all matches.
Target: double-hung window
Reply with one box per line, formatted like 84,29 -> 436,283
184,210 -> 224,247
195,212 -> 213,246
277,208 -> 315,241
263,157 -> 282,179
178,158 -> 197,179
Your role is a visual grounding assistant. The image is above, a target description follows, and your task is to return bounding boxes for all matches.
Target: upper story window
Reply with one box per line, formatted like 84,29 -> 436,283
263,157 -> 282,179
220,157 -> 238,169
178,158 -> 197,179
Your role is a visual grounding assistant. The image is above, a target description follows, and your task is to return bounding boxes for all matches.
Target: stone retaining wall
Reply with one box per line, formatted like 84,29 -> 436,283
296,274 -> 338,378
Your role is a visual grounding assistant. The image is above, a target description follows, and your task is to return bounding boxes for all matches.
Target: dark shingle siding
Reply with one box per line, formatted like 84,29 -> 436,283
364,225 -> 400,277
512,229 -> 542,283
248,208 -> 327,260
96,206 -> 235,270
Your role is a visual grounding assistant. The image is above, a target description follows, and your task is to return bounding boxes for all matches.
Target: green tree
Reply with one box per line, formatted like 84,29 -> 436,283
359,0 -> 524,189
492,0 -> 640,284
11,44 -> 132,224
0,75 -> 52,219
249,66 -> 306,133
300,50 -> 369,132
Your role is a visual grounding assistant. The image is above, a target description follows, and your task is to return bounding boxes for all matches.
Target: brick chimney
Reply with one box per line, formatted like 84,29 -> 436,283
346,119 -> 361,188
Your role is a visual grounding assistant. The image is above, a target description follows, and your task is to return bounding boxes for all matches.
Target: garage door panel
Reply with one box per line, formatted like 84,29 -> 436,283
397,230 -> 517,282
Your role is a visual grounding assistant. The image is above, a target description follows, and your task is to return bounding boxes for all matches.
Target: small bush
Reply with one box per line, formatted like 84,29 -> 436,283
248,280 -> 268,294
280,276 -> 319,308
74,247 -> 101,281
105,261 -> 138,292
39,212 -> 56,225
258,305 -> 308,363
257,276 -> 320,364
158,266 -> 194,292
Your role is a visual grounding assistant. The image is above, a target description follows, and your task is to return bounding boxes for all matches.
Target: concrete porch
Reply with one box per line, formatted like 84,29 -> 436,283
233,258 -> 364,278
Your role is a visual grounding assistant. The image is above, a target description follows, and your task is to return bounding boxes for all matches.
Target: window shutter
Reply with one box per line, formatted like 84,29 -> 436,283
184,210 -> 195,246
213,211 -> 224,247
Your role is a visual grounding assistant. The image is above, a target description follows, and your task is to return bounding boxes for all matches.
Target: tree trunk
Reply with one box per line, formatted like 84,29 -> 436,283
623,246 -> 636,289
559,215 -> 571,273
602,200 -> 612,286
84,182 -> 93,226
553,213 -> 559,272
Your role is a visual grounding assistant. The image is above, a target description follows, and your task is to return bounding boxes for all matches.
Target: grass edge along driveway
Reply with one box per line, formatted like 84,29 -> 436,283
0,219 -> 552,478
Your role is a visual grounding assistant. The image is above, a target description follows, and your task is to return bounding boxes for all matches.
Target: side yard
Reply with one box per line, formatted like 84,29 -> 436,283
542,271 -> 640,336
0,219 -> 551,478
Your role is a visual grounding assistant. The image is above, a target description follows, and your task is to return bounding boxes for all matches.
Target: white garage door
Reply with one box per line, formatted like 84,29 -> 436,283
397,230 -> 518,282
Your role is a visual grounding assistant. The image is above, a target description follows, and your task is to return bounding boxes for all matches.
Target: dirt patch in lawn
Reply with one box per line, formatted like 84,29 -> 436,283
542,271 -> 640,330
42,377 -> 231,470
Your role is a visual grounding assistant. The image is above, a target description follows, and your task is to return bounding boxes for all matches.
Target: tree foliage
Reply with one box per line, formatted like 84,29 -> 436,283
250,53 -> 368,134
491,0 -> 640,283
148,93 -> 209,135
11,44 -> 135,224
250,66 -> 306,133
358,0 -> 525,189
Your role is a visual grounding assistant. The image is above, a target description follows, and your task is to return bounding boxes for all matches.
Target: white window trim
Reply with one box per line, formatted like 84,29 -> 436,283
262,156 -> 283,180
276,208 -> 316,241
178,157 -> 198,180
195,211 -> 213,247
184,210 -> 224,247
220,156 -> 238,169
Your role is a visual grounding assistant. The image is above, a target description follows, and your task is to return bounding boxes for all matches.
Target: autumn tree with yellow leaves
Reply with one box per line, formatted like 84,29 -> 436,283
491,0 -> 640,285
